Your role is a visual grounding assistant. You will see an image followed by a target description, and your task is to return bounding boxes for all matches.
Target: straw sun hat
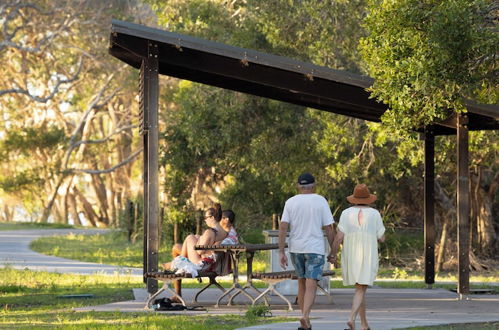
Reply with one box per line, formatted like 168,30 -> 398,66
346,183 -> 377,204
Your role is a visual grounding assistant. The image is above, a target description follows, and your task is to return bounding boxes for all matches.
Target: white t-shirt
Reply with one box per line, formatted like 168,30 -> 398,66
281,193 -> 334,255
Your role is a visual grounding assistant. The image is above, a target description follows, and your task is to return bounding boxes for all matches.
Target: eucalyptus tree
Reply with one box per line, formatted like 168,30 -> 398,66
0,0 -> 147,225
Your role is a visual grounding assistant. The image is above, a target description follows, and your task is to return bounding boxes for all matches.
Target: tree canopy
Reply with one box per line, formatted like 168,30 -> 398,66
360,0 -> 498,131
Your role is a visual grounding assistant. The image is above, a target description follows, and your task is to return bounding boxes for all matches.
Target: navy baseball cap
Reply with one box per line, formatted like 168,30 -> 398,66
297,173 -> 315,185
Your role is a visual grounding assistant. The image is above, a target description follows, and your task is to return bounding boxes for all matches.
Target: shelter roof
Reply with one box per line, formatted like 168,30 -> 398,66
109,20 -> 498,134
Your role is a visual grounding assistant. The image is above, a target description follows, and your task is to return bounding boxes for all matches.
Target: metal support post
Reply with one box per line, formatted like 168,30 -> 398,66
457,113 -> 470,299
424,127 -> 435,287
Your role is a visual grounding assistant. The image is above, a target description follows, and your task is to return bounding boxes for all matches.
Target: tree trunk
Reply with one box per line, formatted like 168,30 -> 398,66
91,173 -> 109,224
434,181 -> 457,270
2,205 -> 14,222
125,199 -> 134,242
53,195 -> 66,224
39,175 -> 67,223
469,250 -> 488,271
73,187 -> 99,227
475,189 -> 495,257
174,222 -> 179,244
110,189 -> 117,227
272,213 -> 280,230
436,220 -> 449,272
68,191 -> 82,226
471,168 -> 497,257
64,183 -> 70,225
114,190 -> 122,228
195,209 -> 202,236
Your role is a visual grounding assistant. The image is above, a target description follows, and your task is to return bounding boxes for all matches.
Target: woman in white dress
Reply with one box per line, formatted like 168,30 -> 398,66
329,184 -> 385,330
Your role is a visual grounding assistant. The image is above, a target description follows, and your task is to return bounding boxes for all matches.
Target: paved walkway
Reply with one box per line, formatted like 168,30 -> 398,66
2,228 -> 498,329
75,287 -> 499,330
0,228 -> 142,275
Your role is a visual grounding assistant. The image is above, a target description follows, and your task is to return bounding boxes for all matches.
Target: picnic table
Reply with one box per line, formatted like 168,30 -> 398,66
195,243 -> 283,307
145,242 -> 333,310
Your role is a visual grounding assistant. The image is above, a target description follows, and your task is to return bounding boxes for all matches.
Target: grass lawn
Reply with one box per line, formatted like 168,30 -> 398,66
0,267 -> 291,329
30,230 -> 162,269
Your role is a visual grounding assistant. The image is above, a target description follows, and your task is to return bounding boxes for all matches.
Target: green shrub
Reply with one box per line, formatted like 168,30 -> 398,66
245,304 -> 272,319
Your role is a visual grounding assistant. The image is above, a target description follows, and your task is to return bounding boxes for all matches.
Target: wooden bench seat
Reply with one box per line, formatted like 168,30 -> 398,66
144,270 -> 226,308
251,270 -> 335,311
144,252 -> 232,308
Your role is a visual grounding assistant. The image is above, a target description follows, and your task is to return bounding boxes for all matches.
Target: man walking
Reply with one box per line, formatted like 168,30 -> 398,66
279,173 -> 335,330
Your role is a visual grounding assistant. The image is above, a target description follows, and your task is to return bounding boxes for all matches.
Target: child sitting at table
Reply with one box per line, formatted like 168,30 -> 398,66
219,209 -> 238,245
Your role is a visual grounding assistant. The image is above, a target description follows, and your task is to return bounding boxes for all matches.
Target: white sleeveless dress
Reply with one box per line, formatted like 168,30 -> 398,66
338,206 -> 385,286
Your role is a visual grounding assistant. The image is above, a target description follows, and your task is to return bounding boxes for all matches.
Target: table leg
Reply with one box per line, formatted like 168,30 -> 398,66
193,276 -> 226,304
215,284 -> 238,307
227,250 -> 256,305
231,251 -> 269,305
227,285 -> 257,306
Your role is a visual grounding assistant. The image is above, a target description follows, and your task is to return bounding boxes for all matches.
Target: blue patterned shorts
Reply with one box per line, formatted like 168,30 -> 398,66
289,253 -> 325,281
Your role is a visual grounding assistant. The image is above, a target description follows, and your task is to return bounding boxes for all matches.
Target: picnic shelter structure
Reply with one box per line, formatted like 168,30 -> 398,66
108,20 -> 499,298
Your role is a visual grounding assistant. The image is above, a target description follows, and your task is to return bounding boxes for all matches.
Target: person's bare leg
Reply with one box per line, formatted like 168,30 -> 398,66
181,235 -> 198,257
299,279 -> 317,329
172,243 -> 182,258
184,235 -> 202,264
297,279 -> 308,328
348,284 -> 367,329
359,298 -> 369,330
164,239 -> 191,269
297,278 -> 306,312
162,243 -> 182,269
173,279 -> 182,298
173,238 -> 200,301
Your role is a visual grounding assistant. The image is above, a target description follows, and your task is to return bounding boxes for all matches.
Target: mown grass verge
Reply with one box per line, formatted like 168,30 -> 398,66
30,231 -> 155,269
0,267 -> 291,329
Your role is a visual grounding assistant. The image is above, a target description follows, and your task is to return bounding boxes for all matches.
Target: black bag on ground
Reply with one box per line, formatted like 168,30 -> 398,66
151,298 -> 205,311
151,298 -> 185,311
